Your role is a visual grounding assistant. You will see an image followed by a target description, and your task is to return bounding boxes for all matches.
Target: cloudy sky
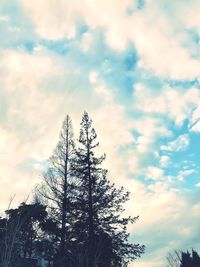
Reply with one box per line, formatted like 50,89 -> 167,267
1,0 -> 200,266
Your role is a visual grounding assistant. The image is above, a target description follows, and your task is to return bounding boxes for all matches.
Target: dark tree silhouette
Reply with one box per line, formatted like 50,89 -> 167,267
72,111 -> 144,267
36,115 -> 76,266
192,250 -> 200,267
30,112 -> 145,267
0,202 -> 47,267
180,250 -> 200,267
0,112 -> 145,267
167,249 -> 200,267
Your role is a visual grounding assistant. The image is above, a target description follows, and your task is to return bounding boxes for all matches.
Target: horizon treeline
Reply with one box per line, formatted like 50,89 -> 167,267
167,249 -> 200,267
0,112 -> 145,267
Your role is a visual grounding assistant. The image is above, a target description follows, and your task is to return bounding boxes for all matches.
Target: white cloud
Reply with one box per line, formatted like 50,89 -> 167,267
8,26 -> 21,32
0,46 -> 147,215
81,32 -> 93,52
127,13 -> 200,79
177,0 -> 200,34
136,135 -> 152,153
33,44 -> 45,52
20,0 -> 76,40
130,0 -> 200,79
161,134 -> 189,152
147,166 -> 164,181
89,71 -> 98,84
127,155 -> 140,174
133,117 -> 171,153
0,47 -> 137,205
148,182 -> 168,193
0,49 -> 69,208
196,182 -> 200,187
134,85 -> 200,127
20,0 -> 200,79
0,48 -> 98,209
20,0 -> 133,42
159,155 -> 170,168
179,169 -> 195,177
0,15 -> 9,22
178,169 -> 195,181
129,184 -> 200,266
190,106 -> 200,132
191,202 -> 200,215
91,84 -> 136,183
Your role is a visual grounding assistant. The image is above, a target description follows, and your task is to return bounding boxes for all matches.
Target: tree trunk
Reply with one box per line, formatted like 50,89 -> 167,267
61,115 -> 69,267
86,129 -> 94,267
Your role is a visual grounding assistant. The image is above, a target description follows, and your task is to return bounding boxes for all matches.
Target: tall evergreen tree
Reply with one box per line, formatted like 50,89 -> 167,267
72,111 -> 144,267
36,115 -> 75,266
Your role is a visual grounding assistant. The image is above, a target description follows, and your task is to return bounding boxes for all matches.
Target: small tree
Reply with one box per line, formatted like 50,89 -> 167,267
0,201 -> 47,267
167,250 -> 181,267
167,249 -> 200,267
0,198 -> 26,267
5,202 -> 47,260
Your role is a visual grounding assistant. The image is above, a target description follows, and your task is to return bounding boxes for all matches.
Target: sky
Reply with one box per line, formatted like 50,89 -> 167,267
0,0 -> 200,266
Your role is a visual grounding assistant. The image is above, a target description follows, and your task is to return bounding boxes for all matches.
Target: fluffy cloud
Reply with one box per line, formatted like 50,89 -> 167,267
159,155 -> 170,168
176,0 -> 200,34
20,0 -> 133,41
146,166 -> 164,181
130,187 -> 200,266
132,116 -> 172,154
0,47 -> 101,208
134,84 -> 200,127
190,105 -> 200,132
0,48 -> 136,209
178,169 -> 195,181
161,134 -> 189,152
20,0 -> 200,79
0,50 -> 65,208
